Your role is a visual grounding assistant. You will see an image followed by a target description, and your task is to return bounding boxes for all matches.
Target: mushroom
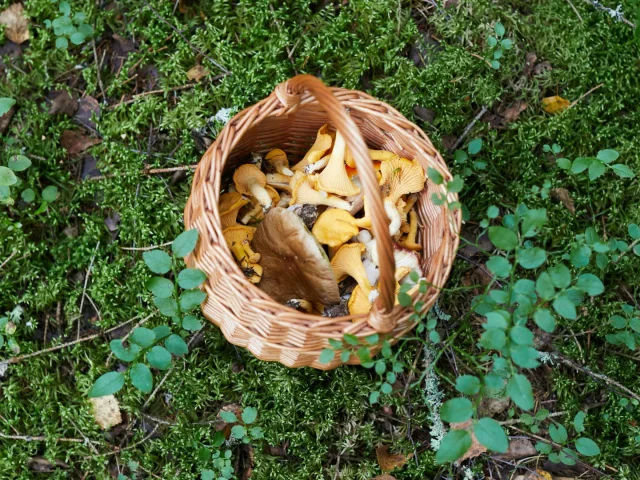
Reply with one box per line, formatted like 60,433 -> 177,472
303,154 -> 330,174
266,172 -> 293,191
219,192 -> 250,229
241,186 -> 280,224
345,148 -> 399,168
378,157 -> 425,236
266,149 -> 293,177
285,299 -> 313,313
242,263 -> 263,284
289,174 -> 351,210
312,209 -> 370,248
330,243 -> 373,297
277,193 -> 292,208
252,207 -> 340,305
223,226 -> 261,264
288,203 -> 319,230
317,131 -> 361,197
292,124 -> 334,171
233,164 -> 273,210
398,210 -> 422,251
348,285 -> 372,315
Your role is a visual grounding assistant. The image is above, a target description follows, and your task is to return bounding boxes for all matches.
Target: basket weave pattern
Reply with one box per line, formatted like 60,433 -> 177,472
184,75 -> 461,369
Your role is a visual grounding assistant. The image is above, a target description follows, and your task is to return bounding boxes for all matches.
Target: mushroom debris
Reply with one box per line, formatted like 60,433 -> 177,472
218,124 -> 431,316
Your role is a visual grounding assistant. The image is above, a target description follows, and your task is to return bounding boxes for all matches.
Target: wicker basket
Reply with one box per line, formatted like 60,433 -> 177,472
184,75 -> 461,369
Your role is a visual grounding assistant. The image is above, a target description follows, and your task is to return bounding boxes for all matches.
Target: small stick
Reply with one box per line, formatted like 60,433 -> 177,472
106,314 -> 153,366
450,106 -> 488,151
566,0 -> 584,22
0,249 -> 17,270
109,84 -> 196,110
43,313 -> 49,347
78,242 -> 100,340
469,52 -> 493,69
141,0 -> 230,75
92,39 -> 106,102
569,83 -> 604,108
84,294 -> 102,323
0,432 -> 87,443
3,316 -> 138,365
68,418 -> 100,455
87,165 -> 196,181
582,0 -> 636,28
121,241 -> 173,252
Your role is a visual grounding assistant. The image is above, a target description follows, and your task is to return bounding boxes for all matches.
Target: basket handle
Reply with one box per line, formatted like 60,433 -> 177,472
275,75 -> 397,333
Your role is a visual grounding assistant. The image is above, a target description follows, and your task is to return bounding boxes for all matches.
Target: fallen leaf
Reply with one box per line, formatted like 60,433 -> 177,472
522,52 -> 537,77
60,130 -> 101,156
112,33 -> 134,54
0,4 -> 29,44
104,211 -> 121,232
375,445 -> 412,472
551,188 -> 575,214
371,476 -> 397,480
479,396 -> 510,416
502,100 -> 528,123
49,90 -> 78,117
187,64 -> 208,82
28,457 -> 69,472
0,105 -> 15,134
496,438 -> 537,459
533,61 -> 552,76
524,470 -> 553,480
81,155 -> 102,179
541,96 -> 570,114
89,394 -> 123,430
73,96 -> 101,131
413,105 -> 435,124
450,419 -> 487,462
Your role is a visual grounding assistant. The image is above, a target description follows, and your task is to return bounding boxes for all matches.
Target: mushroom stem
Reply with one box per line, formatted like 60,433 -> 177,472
399,210 -> 422,251
303,155 -> 329,174
242,262 -> 262,284
384,198 -> 402,236
248,179 -> 272,209
242,239 -> 261,263
241,204 -> 263,224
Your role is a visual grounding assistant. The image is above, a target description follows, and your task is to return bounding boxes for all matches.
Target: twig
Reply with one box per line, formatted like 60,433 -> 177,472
554,352 -> 640,403
78,242 -> 100,340
499,411 -> 566,426
456,253 -> 504,288
68,418 -> 100,455
3,316 -> 139,364
141,1 -> 229,74
121,241 -> 173,252
92,39 -> 106,102
450,106 -> 488,151
0,432 -> 89,443
84,293 -> 102,323
615,238 -> 640,263
87,165 -> 196,181
568,83 -> 604,108
469,52 -> 493,69
43,313 -> 49,347
106,314 -> 153,366
109,84 -> 197,110
566,0 -> 584,22
582,0 -> 636,28
0,249 -> 17,270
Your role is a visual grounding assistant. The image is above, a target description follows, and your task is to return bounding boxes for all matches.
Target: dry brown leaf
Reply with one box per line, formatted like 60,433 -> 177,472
375,445 -> 412,472
187,64 -> 209,82
502,100 -> 528,123
0,105 -> 15,134
89,394 -> 122,430
49,91 -> 78,117
525,470 -> 553,480
451,419 -> 487,462
0,4 -> 29,44
541,96 -> 570,114
522,52 -> 537,77
551,188 -> 575,214
496,437 -> 537,459
60,130 -> 101,156
28,457 -> 68,472
73,96 -> 101,131
371,476 -> 397,480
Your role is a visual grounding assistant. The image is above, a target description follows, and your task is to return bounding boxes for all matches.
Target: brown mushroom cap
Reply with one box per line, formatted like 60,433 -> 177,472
219,192 -> 250,229
233,164 -> 273,209
252,207 -> 340,306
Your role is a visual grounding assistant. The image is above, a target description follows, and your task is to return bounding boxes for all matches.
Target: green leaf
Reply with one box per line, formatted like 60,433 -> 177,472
146,277 -> 174,298
455,375 -> 481,395
560,448 -> 577,466
571,157 -> 591,173
440,397 -> 474,423
488,226 -> 518,251
180,289 -> 207,310
78,23 -> 93,36
485,311 -> 509,329
165,334 -> 188,356
447,176 -> 464,193
487,205 -> 499,219
201,470 -> 214,480
493,48 -> 503,59
152,326 -> 171,340
59,1 -> 71,15
429,330 -> 440,344
340,349 -> 351,363
548,264 -> 571,288
365,333 -> 379,345
480,328 -> 506,350
109,339 -> 141,362
570,244 -> 591,268
557,158 -> 571,170
490,60 -> 501,69
610,164 -> 635,178
250,426 -> 264,438
242,407 -> 258,424
319,348 -> 335,364
0,167 -> 17,186
231,425 -> 246,439
172,229 -> 199,257
536,442 -> 552,454
507,374 -> 534,410
510,326 -> 534,345
549,424 -> 568,444
487,36 -> 498,47
42,185 -> 59,202
610,315 -> 627,329
597,149 -> 619,163
153,297 -> 178,317
21,188 -> 35,203
520,208 -> 547,238
7,155 -> 31,172
343,333 -> 359,346
575,437 -> 600,456
55,36 -> 69,51
534,309 -> 556,333
380,382 -> 393,394
573,411 -> 585,433
147,346 -> 172,370
435,429 -> 472,464
575,273 -> 604,296
220,411 -> 238,423
88,371 -> 125,398
143,250 -> 172,274
535,409 -> 549,421
375,360 -> 386,375
468,138 -> 483,155
588,160 -> 606,180
518,247 -> 546,269
454,150 -> 468,163
628,224 -> 640,240
495,22 -> 505,37
0,97 -> 15,116
369,391 -> 380,404
130,363 -> 153,393
535,272 -> 555,300
130,327 -> 156,348
553,294 -> 577,320
427,167 -> 443,184
486,256 -> 512,278
510,345 -> 540,368
178,268 -> 207,290
474,418 -> 508,453
182,315 -> 203,331
69,31 -> 85,45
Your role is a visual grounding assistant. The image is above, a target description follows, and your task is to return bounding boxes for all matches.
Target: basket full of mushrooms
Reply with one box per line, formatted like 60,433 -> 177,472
184,75 -> 461,369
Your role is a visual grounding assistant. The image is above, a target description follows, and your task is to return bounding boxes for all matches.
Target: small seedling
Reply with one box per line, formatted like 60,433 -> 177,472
486,22 -> 513,69
45,0 -> 94,49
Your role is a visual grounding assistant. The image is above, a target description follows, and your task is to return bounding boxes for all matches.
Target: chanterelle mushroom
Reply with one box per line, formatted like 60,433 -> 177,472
348,285 -> 372,315
266,149 -> 293,177
317,131 -> 361,197
331,243 -> 373,298
241,185 -> 280,224
233,164 -> 273,211
379,157 -> 425,235
292,124 -> 334,171
312,209 -> 370,248
345,148 -> 399,168
289,174 -> 351,210
252,207 -> 340,306
399,210 -> 422,251
223,226 -> 260,264
219,192 -> 249,229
